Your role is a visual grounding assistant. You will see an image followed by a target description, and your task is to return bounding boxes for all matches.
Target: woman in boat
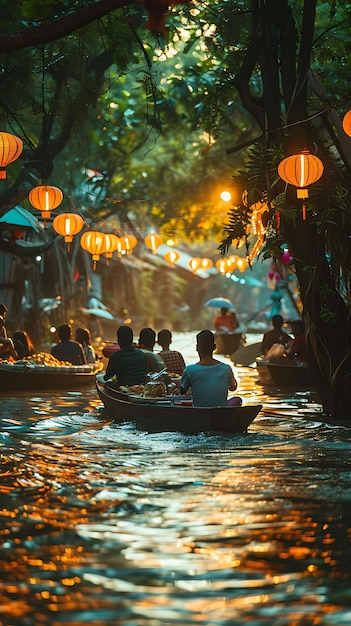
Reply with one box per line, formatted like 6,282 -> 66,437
180,329 -> 241,407
156,329 -> 186,376
75,327 -> 96,364
13,330 -> 35,359
213,307 -> 239,333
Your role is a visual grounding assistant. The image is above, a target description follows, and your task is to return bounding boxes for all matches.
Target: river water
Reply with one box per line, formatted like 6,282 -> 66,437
1,332 -> 351,625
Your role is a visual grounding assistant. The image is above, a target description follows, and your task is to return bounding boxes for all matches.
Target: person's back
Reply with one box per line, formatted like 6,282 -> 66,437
104,325 -> 147,385
51,323 -> 86,365
157,329 -> 186,376
286,320 -> 308,363
0,316 -> 18,360
13,330 -> 35,359
139,327 -> 166,373
75,327 -> 96,364
180,329 -> 238,407
261,314 -> 291,356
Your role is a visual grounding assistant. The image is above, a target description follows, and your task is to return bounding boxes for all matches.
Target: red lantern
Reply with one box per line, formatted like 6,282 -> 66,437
0,132 -> 23,178
52,213 -> 84,252
342,110 -> 351,137
29,185 -> 63,227
278,150 -> 324,220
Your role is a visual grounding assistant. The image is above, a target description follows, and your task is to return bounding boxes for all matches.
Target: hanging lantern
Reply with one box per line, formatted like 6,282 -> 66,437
145,233 -> 162,253
215,258 -> 227,274
236,257 -> 248,272
164,250 -> 180,265
52,213 -> 84,252
29,185 -> 63,227
104,233 -> 119,260
120,234 -> 137,254
0,132 -> 23,179
80,230 -> 107,269
342,110 -> 351,137
278,150 -> 324,220
201,257 -> 213,271
188,257 -> 201,274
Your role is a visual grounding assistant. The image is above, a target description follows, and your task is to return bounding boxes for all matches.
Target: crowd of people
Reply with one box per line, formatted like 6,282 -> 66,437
0,299 -> 308,406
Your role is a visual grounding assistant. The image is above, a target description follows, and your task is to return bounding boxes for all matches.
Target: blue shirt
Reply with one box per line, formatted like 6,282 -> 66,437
180,362 -> 235,407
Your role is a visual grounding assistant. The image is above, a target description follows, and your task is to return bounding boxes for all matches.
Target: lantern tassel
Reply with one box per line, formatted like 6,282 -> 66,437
302,204 -> 307,220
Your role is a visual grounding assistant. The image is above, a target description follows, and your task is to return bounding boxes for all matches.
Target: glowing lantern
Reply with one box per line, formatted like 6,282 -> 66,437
201,258 -> 213,271
120,234 -> 137,253
145,233 -> 162,253
29,185 -> 63,227
215,258 -> 227,274
80,230 -> 107,269
52,213 -> 84,252
342,110 -> 351,137
104,233 -> 119,261
188,257 -> 201,273
278,150 -> 324,219
236,257 -> 248,272
0,132 -> 23,179
164,250 -> 180,264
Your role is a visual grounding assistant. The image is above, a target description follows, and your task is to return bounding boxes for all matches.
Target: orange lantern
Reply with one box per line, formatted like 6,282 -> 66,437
215,258 -> 227,274
120,234 -> 137,254
342,110 -> 351,137
0,132 -> 23,179
29,185 -> 63,227
236,257 -> 248,272
188,257 -> 201,273
201,258 -> 214,271
278,150 -> 324,219
164,250 -> 180,264
53,213 -> 84,252
104,233 -> 119,260
80,230 -> 107,269
145,233 -> 162,253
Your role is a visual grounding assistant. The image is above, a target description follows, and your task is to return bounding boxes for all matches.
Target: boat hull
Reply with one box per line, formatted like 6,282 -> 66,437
256,358 -> 315,388
0,361 -> 102,392
96,378 -> 262,433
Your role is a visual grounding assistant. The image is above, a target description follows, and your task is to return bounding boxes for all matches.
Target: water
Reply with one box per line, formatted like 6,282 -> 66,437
1,334 -> 351,625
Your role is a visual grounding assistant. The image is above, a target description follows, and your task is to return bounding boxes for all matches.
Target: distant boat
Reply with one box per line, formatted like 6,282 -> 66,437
0,360 -> 103,392
256,357 -> 315,388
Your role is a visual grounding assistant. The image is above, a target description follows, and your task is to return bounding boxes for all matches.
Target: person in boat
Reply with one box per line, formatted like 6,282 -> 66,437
284,319 -> 308,363
138,327 -> 166,373
261,314 -> 291,356
213,307 -> 239,334
0,303 -> 8,339
13,330 -> 35,359
75,327 -> 96,364
180,329 -> 241,407
51,323 -> 86,365
104,325 -> 147,385
156,329 -> 186,376
0,316 -> 18,360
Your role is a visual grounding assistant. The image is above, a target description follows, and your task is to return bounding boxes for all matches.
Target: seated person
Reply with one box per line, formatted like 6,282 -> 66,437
75,327 -> 96,364
0,316 -> 18,360
13,330 -> 35,359
261,314 -> 291,356
51,323 -> 86,365
138,327 -> 166,373
180,329 -> 240,407
157,329 -> 186,376
104,325 -> 147,385
285,319 -> 308,363
214,307 -> 239,333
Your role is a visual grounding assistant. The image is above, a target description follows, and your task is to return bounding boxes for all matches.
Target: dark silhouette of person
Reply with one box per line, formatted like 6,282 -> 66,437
51,323 -> 86,365
104,325 -> 147,385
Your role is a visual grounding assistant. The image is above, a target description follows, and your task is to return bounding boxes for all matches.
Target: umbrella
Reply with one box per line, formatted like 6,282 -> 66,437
84,308 -> 115,320
204,297 -> 234,309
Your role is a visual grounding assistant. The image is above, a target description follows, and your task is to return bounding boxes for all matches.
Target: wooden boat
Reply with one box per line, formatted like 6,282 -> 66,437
215,332 -> 243,355
0,360 -> 103,392
96,376 -> 262,433
256,357 -> 315,388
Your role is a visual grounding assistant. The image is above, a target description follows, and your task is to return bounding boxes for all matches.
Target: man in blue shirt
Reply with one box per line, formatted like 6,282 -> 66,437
104,325 -> 147,386
180,330 -> 239,407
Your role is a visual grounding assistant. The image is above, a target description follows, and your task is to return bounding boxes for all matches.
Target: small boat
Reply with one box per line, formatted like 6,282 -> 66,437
256,357 -> 315,388
0,360 -> 103,392
214,332 -> 243,356
96,377 -> 262,433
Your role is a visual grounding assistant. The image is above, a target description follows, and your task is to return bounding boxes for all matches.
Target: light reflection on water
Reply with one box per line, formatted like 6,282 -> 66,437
1,366 -> 351,625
